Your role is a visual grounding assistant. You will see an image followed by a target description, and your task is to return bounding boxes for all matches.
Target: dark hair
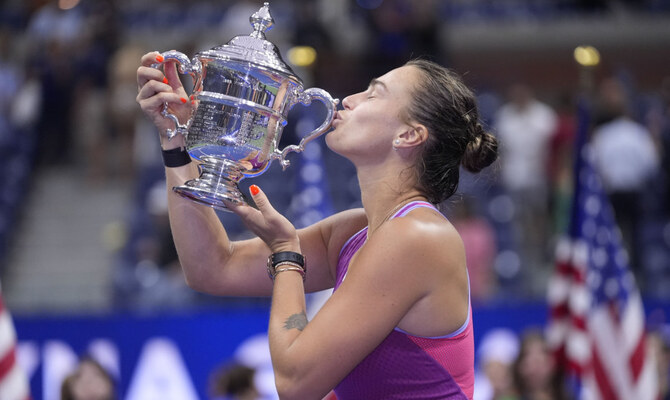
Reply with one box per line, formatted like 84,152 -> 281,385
60,356 -> 116,400
210,363 -> 257,398
404,59 -> 498,204
512,329 -> 570,400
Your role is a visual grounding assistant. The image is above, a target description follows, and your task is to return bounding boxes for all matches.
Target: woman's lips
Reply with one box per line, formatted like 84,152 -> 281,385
331,111 -> 343,127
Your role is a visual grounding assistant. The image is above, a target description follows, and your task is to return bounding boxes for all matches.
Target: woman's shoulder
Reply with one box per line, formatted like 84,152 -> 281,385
315,207 -> 368,246
321,208 -> 367,232
393,205 -> 459,239
370,207 -> 465,266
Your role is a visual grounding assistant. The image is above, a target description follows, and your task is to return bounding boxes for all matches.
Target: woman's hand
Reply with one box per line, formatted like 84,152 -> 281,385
136,51 -> 192,146
227,185 -> 300,253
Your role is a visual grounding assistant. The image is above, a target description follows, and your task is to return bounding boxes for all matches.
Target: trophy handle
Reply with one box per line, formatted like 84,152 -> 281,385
278,88 -> 339,169
151,50 -> 202,140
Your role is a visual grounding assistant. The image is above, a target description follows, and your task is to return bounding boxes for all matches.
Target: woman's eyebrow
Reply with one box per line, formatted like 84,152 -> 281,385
368,78 -> 388,92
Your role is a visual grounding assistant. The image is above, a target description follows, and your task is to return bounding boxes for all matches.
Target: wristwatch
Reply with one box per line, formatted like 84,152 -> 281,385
267,251 -> 306,281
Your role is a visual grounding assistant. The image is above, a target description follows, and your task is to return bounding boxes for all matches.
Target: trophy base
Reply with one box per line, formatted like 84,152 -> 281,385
173,157 -> 248,212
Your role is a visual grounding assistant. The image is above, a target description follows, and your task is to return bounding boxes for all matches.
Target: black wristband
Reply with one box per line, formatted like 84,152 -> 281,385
162,147 -> 191,168
267,251 -> 306,281
269,251 -> 305,268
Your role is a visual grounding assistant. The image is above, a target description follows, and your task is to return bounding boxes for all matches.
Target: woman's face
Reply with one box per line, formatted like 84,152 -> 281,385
517,336 -> 555,390
326,65 -> 419,162
69,360 -> 113,400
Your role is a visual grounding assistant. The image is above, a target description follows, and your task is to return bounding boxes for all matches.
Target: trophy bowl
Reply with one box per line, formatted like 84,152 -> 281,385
152,2 -> 338,211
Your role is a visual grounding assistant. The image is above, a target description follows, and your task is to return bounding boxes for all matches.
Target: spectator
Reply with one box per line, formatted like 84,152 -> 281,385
60,356 -> 116,400
450,198 -> 498,302
474,328 -> 520,400
548,93 -> 577,236
512,329 -> 568,400
209,362 -> 259,400
590,77 -> 660,280
494,83 -> 558,292
646,328 -> 670,400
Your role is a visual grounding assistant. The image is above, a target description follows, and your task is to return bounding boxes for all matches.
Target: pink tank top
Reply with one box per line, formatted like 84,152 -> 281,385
333,201 -> 474,399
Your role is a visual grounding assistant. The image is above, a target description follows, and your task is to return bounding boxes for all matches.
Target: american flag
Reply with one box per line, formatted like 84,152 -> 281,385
0,289 -> 31,400
546,100 -> 657,400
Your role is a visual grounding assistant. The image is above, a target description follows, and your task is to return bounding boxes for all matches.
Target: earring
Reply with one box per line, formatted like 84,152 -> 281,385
393,139 -> 401,151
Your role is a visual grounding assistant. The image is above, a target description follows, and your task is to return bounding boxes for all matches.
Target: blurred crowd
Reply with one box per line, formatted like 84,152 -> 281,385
0,0 -> 669,313
474,325 -> 670,400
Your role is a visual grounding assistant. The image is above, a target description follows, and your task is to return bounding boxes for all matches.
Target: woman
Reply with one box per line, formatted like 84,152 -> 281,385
137,53 -> 498,399
512,330 -> 568,400
60,356 -> 116,400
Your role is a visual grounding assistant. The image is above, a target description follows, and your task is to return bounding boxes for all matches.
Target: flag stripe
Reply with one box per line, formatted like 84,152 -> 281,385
592,348 -> 619,400
629,332 -> 645,381
0,347 -> 16,380
0,366 -> 31,400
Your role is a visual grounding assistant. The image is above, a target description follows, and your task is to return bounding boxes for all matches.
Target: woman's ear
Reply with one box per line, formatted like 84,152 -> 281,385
397,124 -> 429,148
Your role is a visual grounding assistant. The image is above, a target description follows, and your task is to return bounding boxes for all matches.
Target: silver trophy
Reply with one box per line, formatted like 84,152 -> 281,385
152,2 -> 338,211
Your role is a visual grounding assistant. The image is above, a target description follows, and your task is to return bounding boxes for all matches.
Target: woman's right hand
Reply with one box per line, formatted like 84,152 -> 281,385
136,51 -> 192,146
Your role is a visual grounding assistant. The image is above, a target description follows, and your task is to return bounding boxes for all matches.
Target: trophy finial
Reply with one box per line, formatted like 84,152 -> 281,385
250,2 -> 274,39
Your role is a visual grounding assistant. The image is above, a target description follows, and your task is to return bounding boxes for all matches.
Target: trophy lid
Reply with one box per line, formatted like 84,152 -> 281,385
200,2 -> 299,81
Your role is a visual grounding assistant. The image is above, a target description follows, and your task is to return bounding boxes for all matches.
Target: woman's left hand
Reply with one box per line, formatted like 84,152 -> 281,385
227,185 -> 300,253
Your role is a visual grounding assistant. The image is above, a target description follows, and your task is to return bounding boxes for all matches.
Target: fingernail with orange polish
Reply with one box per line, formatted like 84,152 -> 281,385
156,54 -> 164,63
191,100 -> 196,105
180,97 -> 187,104
163,77 -> 169,84
250,185 -> 260,196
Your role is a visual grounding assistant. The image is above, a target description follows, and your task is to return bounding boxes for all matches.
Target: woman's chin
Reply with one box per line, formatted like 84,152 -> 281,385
324,135 -> 347,158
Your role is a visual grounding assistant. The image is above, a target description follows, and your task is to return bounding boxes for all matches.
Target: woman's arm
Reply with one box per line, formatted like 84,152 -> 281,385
166,169 -> 364,296
235,191 -> 467,399
136,51 -> 366,296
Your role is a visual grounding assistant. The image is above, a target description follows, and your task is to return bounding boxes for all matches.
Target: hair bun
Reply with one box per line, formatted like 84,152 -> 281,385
461,125 -> 498,173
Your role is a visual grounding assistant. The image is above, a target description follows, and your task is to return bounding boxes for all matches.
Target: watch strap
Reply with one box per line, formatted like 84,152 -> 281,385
269,251 -> 305,268
267,252 -> 306,281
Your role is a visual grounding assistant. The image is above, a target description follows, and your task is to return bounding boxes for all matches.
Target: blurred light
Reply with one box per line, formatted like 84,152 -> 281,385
574,45 -> 600,67
494,250 -> 521,279
102,221 -> 127,252
58,0 -> 80,10
488,194 -> 515,223
287,46 -> 317,67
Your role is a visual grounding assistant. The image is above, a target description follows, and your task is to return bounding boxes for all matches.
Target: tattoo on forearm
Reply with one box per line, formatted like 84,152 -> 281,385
283,311 -> 308,331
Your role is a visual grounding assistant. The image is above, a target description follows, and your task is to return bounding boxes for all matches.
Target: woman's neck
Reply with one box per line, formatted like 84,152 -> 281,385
354,152 -> 426,233
358,174 -> 426,236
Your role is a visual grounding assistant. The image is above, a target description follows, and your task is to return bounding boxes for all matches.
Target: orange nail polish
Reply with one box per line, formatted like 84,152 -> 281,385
190,94 -> 195,99
191,100 -> 196,105
180,97 -> 187,104
163,77 -> 169,84
156,54 -> 164,63
250,185 -> 260,196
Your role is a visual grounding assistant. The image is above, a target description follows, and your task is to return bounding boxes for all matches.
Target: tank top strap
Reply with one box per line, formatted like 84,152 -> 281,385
391,201 -> 440,219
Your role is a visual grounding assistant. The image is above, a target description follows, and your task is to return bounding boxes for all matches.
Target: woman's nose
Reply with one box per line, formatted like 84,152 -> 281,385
342,93 -> 360,110
341,94 -> 354,110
